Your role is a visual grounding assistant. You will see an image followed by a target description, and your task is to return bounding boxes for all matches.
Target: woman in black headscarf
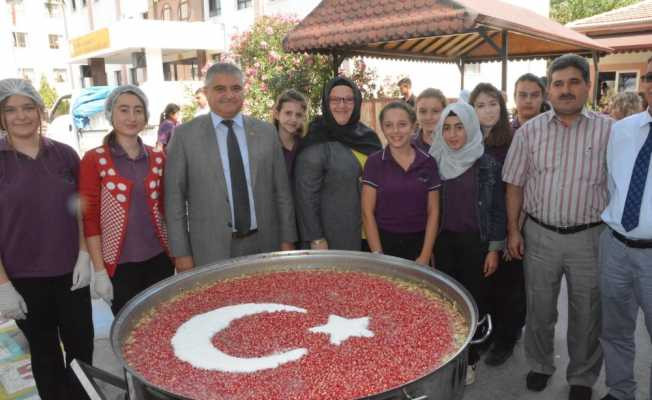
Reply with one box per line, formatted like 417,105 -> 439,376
294,76 -> 381,251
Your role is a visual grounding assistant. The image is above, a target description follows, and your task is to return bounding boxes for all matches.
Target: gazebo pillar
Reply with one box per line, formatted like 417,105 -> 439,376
332,54 -> 346,77
501,30 -> 509,93
457,59 -> 465,89
592,51 -> 600,107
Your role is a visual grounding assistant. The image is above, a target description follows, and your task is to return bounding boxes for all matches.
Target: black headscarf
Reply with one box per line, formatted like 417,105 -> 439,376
298,76 -> 381,156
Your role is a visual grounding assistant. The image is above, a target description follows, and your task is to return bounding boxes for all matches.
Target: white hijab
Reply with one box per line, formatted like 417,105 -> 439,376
429,102 -> 484,180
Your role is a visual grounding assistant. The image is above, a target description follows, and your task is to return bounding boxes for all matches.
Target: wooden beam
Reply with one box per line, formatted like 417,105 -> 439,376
446,34 -> 479,57
411,37 -> 436,53
436,34 -> 469,55
424,37 -> 449,54
399,38 -> 422,51
457,36 -> 486,56
478,28 -> 501,54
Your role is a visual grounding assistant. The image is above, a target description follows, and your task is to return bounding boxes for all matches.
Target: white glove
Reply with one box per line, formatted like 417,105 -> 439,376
0,281 -> 28,320
91,269 -> 113,306
70,251 -> 92,291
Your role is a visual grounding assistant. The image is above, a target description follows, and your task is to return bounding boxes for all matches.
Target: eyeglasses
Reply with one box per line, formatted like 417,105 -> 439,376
329,96 -> 355,105
641,73 -> 652,83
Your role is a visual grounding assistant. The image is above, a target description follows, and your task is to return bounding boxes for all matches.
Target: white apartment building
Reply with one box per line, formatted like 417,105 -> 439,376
64,0 -> 321,90
1,0 -> 72,94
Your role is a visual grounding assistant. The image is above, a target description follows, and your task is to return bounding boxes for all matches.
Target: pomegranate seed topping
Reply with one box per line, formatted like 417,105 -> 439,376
123,270 -> 467,399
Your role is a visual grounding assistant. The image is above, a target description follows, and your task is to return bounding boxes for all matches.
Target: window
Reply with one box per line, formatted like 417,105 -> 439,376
617,71 -> 639,93
114,71 -> 123,85
8,0 -> 26,17
44,1 -> 62,18
18,68 -> 34,83
209,0 -> 221,17
162,4 -> 172,20
48,34 -> 62,49
237,0 -> 252,9
178,1 -> 189,20
53,68 -> 67,83
12,32 -> 27,48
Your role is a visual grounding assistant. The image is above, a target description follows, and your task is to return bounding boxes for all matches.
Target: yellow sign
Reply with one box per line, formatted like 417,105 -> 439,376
70,28 -> 110,58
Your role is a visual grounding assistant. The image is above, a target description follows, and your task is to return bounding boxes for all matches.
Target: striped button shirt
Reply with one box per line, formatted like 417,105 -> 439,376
502,108 -> 612,227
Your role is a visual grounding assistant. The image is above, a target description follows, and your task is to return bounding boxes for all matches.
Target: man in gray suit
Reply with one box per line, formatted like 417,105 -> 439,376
165,63 -> 296,271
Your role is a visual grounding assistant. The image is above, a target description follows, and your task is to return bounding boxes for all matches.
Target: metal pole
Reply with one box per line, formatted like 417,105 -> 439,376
501,30 -> 508,93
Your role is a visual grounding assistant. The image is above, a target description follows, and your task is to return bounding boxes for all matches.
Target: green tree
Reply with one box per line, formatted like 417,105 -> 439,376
230,16 -> 334,120
550,0 -> 640,24
38,75 -> 58,109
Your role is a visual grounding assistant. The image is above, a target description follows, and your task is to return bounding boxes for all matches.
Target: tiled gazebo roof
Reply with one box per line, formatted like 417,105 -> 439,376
284,0 -> 611,63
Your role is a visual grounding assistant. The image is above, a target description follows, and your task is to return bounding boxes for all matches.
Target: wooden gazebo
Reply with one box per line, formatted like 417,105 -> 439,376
284,0 -> 613,101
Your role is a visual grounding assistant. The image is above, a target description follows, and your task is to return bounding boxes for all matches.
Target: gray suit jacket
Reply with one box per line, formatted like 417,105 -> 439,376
164,113 -> 296,267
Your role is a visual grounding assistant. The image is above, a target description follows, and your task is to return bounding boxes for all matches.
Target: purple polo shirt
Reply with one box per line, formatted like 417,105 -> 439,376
441,164 -> 479,233
362,146 -> 441,233
109,139 -> 162,264
282,142 -> 298,179
411,130 -> 431,152
0,137 -> 79,278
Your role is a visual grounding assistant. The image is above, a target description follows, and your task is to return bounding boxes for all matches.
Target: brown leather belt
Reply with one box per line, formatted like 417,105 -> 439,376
528,215 -> 602,235
232,229 -> 258,239
612,229 -> 652,249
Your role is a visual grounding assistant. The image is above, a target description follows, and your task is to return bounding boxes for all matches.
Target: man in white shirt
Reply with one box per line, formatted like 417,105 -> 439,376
194,87 -> 209,117
599,56 -> 652,400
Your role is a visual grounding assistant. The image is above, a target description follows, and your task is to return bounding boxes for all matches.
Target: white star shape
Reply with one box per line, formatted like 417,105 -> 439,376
308,315 -> 374,345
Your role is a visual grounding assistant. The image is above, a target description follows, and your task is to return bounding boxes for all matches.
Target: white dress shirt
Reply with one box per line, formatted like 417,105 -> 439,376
210,112 -> 258,231
602,109 -> 652,239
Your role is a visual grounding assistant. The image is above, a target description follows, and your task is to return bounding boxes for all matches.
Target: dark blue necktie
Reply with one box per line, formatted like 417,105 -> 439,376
222,119 -> 251,234
621,122 -> 652,232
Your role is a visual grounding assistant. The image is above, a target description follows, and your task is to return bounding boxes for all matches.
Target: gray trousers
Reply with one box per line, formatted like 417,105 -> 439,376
230,231 -> 262,258
523,219 -> 603,386
600,229 -> 652,400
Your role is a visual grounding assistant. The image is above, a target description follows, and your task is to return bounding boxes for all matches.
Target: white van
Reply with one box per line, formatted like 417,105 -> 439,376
46,81 -> 198,157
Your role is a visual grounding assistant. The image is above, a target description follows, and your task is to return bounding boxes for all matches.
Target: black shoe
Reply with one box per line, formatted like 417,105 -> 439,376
484,343 -> 514,366
599,395 -> 620,400
569,385 -> 592,400
526,371 -> 551,392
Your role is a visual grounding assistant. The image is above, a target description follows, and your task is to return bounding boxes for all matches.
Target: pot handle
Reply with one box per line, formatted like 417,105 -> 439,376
402,388 -> 428,400
470,314 -> 493,345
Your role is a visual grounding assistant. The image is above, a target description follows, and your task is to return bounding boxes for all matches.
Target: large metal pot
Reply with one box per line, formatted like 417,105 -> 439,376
110,250 -> 490,400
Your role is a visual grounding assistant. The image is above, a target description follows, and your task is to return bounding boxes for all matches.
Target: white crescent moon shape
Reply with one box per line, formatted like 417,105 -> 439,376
171,303 -> 308,373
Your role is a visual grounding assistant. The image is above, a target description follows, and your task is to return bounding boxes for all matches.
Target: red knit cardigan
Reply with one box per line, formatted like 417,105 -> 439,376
79,144 -> 170,276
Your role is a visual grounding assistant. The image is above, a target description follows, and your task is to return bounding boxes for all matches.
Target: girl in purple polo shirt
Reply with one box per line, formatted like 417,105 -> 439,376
362,101 -> 441,264
412,88 -> 447,152
272,89 -> 308,178
429,101 -> 506,384
0,78 -> 93,400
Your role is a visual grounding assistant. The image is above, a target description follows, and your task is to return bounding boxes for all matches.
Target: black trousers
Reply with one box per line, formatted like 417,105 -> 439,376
487,255 -> 526,348
435,230 -> 490,365
111,252 -> 174,315
12,273 -> 94,400
378,229 -> 425,261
